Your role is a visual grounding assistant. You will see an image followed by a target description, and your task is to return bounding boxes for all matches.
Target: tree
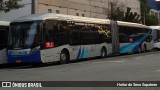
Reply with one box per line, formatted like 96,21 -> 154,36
0,0 -> 24,13
124,7 -> 141,23
145,14 -> 159,25
139,0 -> 159,25
139,0 -> 151,24
106,0 -> 141,23
106,0 -> 125,21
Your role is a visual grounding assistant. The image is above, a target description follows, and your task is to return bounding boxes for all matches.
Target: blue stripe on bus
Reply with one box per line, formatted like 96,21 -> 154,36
120,34 -> 148,54
83,48 -> 89,58
77,47 -> 81,59
80,47 -> 85,59
77,47 -> 89,59
8,51 -> 42,64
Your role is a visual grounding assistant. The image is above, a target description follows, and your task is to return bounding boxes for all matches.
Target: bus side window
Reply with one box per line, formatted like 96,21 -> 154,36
44,21 -> 53,42
70,31 -> 80,45
146,35 -> 152,42
158,31 -> 160,42
0,26 -> 7,50
44,20 -> 55,48
119,34 -> 127,43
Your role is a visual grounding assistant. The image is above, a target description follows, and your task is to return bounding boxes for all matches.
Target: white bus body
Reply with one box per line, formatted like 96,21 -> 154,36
7,13 -> 153,64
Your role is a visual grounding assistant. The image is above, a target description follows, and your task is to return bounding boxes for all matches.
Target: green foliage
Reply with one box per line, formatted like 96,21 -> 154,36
108,7 -> 125,21
124,7 -> 141,23
139,0 -> 151,24
106,1 -> 125,21
145,14 -> 159,25
0,0 -> 24,13
106,1 -> 141,23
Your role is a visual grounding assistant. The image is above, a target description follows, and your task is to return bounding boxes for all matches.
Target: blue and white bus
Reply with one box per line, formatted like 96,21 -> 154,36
0,21 -> 9,64
150,26 -> 160,50
7,13 -> 153,64
118,21 -> 153,54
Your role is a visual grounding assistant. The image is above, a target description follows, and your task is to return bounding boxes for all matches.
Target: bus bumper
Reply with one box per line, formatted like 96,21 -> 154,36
7,52 -> 42,64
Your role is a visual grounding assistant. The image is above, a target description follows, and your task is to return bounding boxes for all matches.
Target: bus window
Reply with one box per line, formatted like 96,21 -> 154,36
44,20 -> 54,48
119,33 -> 127,43
158,31 -> 160,42
69,31 -> 80,45
44,20 -> 70,48
146,35 -> 152,42
0,26 -> 7,50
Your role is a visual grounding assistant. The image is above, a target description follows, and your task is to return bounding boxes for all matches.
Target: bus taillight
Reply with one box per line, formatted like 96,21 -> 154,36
16,60 -> 22,63
45,42 -> 55,48
129,38 -> 134,42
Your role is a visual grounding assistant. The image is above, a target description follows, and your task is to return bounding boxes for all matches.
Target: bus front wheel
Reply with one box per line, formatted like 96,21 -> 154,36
60,50 -> 70,64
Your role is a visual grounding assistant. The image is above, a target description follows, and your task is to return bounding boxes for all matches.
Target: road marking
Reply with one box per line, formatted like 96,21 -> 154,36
135,57 -> 143,60
88,60 -> 126,64
156,70 -> 160,72
146,54 -> 154,57
108,60 -> 126,63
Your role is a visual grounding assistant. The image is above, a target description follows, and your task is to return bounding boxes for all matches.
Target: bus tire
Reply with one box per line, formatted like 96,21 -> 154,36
142,45 -> 147,53
60,49 -> 70,64
101,47 -> 107,58
138,46 -> 142,53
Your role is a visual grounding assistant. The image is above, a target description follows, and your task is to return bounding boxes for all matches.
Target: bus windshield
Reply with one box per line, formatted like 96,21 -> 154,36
9,21 -> 40,49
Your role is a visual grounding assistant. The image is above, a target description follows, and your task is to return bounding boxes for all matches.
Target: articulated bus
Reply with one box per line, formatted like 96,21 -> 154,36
0,21 -> 9,64
150,26 -> 160,50
7,13 -> 153,64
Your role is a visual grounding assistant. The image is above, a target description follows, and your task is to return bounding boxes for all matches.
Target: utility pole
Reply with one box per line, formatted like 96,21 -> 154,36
111,2 -> 113,20
89,0 -> 91,17
31,0 -> 37,14
143,2 -> 146,25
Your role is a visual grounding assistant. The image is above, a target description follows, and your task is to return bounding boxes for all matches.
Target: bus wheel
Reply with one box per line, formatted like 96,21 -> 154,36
60,50 -> 69,64
138,46 -> 142,53
101,47 -> 107,58
142,45 -> 147,53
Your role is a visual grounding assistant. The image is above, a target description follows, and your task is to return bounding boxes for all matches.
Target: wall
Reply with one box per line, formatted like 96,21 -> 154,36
37,0 -> 141,19
0,0 -> 141,21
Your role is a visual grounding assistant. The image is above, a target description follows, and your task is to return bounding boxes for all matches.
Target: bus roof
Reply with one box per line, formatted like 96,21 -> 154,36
149,26 -> 160,30
117,21 -> 149,29
0,21 -> 10,26
12,13 -> 110,24
12,13 -> 148,29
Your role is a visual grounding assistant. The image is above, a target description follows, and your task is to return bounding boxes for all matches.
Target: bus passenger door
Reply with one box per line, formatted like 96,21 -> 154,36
110,20 -> 120,55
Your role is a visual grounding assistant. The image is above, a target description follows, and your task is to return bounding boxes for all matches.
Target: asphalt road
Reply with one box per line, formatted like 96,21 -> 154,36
1,51 -> 160,90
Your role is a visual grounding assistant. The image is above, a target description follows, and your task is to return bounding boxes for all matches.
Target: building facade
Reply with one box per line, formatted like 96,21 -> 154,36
0,0 -> 141,21
147,0 -> 160,21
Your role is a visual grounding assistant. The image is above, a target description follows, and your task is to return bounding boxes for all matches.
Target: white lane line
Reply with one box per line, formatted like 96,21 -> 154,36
89,60 -> 126,64
135,57 -> 143,60
108,60 -> 126,63
146,54 -> 154,57
156,70 -> 160,72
